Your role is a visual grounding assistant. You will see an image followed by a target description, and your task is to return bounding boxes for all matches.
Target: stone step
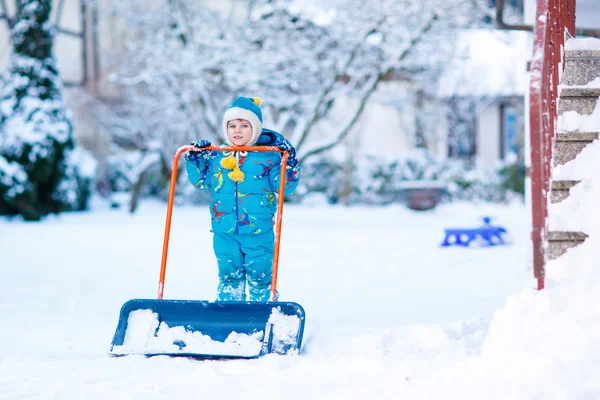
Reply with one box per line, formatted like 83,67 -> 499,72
562,50 -> 600,86
558,88 -> 600,115
547,231 -> 588,260
551,180 -> 580,203
553,132 -> 599,166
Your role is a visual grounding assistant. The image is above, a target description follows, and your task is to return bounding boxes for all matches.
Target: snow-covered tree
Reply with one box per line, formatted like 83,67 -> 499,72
0,0 -> 94,221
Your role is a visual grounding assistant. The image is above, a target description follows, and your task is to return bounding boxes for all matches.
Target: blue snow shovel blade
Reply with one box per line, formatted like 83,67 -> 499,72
109,299 -> 305,359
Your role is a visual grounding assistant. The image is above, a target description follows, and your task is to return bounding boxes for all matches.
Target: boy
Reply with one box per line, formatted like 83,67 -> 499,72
184,96 -> 300,302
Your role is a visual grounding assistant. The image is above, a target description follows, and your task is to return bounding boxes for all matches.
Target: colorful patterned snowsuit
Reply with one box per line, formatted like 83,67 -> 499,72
185,144 -> 300,301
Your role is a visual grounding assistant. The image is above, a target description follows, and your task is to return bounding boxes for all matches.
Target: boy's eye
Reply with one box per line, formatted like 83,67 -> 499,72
242,124 -> 249,128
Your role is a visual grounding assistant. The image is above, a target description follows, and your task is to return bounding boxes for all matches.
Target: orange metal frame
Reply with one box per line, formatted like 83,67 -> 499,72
157,145 -> 290,302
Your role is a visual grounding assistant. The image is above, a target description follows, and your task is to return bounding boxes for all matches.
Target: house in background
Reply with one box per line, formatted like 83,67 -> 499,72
438,29 -> 530,165
0,0 -> 101,88
304,28 -> 529,167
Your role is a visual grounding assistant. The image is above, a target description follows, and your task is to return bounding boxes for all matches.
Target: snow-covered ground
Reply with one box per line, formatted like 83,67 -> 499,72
1,197 -> 543,399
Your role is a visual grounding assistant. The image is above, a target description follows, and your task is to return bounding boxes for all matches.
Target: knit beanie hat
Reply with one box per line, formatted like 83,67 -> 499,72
222,96 -> 263,146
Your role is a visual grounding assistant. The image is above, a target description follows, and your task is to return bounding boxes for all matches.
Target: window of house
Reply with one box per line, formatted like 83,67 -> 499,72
447,99 -> 477,158
500,103 -> 519,160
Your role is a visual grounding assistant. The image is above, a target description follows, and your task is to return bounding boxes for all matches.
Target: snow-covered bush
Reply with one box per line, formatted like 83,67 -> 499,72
102,145 -> 521,207
104,149 -> 163,211
295,150 -> 522,205
444,162 -> 509,203
289,158 -> 345,203
0,0 -> 94,220
104,147 -> 213,210
498,158 -> 525,196
0,155 -> 34,217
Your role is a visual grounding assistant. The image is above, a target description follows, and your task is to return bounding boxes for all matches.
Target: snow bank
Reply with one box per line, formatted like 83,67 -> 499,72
471,37 -> 600,397
0,192 -> 562,398
551,139 -> 600,232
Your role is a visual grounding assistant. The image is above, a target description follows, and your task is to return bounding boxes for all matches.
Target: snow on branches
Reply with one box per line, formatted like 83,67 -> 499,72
93,0 -> 495,209
101,0 -> 490,156
0,0 -> 94,220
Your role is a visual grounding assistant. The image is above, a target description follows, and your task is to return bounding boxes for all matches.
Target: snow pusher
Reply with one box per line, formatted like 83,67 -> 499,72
110,145 -> 305,359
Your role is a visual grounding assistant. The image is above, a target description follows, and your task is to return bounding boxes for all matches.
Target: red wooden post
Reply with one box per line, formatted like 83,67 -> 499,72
529,0 -> 576,290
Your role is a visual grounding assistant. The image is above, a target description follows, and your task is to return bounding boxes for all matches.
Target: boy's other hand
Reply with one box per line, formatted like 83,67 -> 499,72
191,140 -> 211,149
275,137 -> 298,167
185,140 -> 211,162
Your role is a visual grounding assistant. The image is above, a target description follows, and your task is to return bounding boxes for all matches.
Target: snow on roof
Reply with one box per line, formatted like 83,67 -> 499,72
438,29 -> 531,98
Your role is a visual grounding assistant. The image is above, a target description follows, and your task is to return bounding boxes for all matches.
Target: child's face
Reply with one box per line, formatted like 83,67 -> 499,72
227,119 -> 253,146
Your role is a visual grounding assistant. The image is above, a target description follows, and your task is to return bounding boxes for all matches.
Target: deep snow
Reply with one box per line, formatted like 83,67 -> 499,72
0,197 -> 538,399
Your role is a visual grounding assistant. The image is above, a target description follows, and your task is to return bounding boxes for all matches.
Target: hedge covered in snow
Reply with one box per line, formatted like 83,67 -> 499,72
292,150 -> 523,205
103,148 -> 523,210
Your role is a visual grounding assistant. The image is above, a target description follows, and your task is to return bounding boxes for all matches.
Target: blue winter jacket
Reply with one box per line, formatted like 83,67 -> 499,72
184,131 -> 300,235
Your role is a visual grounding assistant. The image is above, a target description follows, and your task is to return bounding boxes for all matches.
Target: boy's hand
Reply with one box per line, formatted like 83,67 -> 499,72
191,139 -> 211,149
185,140 -> 211,162
274,137 -> 298,167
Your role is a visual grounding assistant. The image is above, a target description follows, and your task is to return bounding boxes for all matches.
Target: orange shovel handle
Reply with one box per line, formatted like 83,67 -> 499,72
157,145 -> 289,302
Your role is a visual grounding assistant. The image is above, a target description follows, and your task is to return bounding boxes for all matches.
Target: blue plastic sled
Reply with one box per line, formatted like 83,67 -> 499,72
110,299 -> 306,358
441,217 -> 509,247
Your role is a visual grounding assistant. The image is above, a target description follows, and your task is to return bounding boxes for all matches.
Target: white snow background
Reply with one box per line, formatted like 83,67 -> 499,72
4,193 -> 590,400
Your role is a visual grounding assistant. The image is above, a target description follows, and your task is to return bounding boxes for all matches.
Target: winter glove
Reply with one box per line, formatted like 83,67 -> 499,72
274,136 -> 298,168
257,129 -> 299,168
185,140 -> 211,162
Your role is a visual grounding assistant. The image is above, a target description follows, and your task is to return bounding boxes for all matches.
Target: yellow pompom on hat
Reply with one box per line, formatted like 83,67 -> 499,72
222,96 -> 263,146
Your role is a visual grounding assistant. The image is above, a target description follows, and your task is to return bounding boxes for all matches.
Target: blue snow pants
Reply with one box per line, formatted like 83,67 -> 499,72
213,231 -> 277,302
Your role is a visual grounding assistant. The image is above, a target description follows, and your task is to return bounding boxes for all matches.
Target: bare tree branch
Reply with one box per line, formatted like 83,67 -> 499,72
300,11 -> 439,162
163,74 -> 204,140
167,0 -> 192,46
293,16 -> 387,150
300,74 -> 379,161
